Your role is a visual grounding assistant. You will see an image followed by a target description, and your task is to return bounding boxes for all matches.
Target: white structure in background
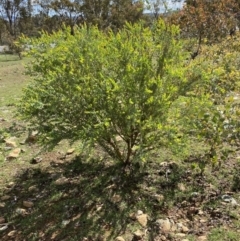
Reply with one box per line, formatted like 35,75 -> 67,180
0,46 -> 9,53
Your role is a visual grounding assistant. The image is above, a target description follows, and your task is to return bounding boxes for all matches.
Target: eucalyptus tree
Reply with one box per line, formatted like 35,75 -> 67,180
0,0 -> 28,37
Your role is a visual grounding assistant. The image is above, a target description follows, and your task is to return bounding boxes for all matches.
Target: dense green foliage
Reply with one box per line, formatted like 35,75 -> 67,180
18,20 -> 240,168
183,34 -> 240,170
17,21 -> 194,164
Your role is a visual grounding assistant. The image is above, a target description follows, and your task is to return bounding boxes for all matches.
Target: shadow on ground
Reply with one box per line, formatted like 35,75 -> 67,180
0,155 -> 186,241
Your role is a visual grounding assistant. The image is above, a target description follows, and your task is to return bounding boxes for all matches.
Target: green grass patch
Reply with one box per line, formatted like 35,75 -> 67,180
208,227 -> 240,241
0,54 -> 21,64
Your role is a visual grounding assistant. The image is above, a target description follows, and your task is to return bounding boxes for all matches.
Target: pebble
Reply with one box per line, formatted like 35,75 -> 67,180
133,229 -> 144,238
5,139 -> 17,148
154,194 -> 164,202
0,202 -> 5,208
115,237 -> 125,241
178,183 -> 186,191
136,214 -> 148,227
8,230 -> 17,237
199,219 -> 207,223
160,235 -> 167,240
182,225 -> 189,233
16,208 -> 28,216
61,220 -> 70,227
0,225 -> 8,231
221,194 -> 238,205
191,192 -> 199,197
54,177 -> 69,185
66,148 -> 75,155
197,236 -> 207,241
23,201 -> 34,208
28,185 -> 39,192
6,148 -> 22,160
156,218 -> 172,232
136,210 -> 143,216
1,195 -> 11,201
198,210 -> 204,215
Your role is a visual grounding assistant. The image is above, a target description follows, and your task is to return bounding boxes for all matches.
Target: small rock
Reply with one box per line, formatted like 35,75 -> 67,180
198,210 -> 204,215
5,139 -> 17,148
66,148 -> 75,155
28,185 -> 39,192
133,229 -> 144,239
23,201 -> 34,208
154,194 -> 164,202
221,195 -> 238,206
0,217 -> 5,224
231,198 -> 238,206
96,204 -> 103,212
177,222 -> 183,229
221,194 -> 230,202
199,219 -> 207,223
0,225 -> 8,231
191,192 -> 199,197
182,225 -> 189,233
0,202 -> 5,208
115,237 -> 125,241
160,235 -> 167,240
136,210 -> 143,216
136,214 -> 148,227
61,220 -> 70,227
1,195 -> 11,201
8,230 -> 17,237
222,194 -> 233,202
155,218 -> 172,232
181,200 -> 188,207
51,231 -> 59,240
106,184 -> 116,190
160,162 -> 168,167
16,208 -> 28,216
6,148 -> 21,160
178,183 -> 186,191
197,236 -> 207,241
54,177 -> 69,185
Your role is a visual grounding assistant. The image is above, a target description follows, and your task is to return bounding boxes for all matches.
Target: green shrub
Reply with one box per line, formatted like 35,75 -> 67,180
18,20 -> 217,166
